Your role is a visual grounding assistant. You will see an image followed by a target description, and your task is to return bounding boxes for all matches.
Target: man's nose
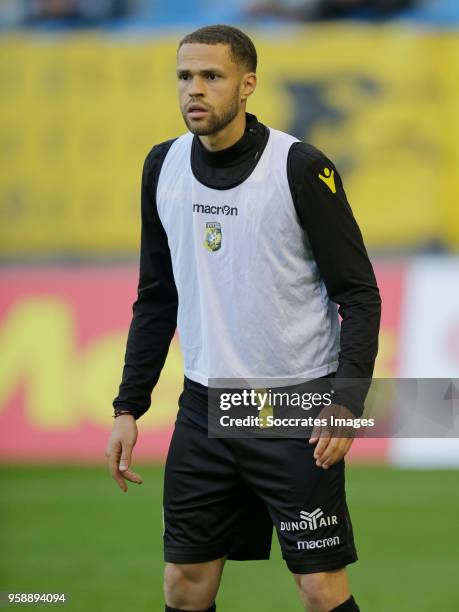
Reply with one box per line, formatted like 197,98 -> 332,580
186,76 -> 205,97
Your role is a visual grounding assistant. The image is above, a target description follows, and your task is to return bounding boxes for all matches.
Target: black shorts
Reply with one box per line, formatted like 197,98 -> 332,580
163,398 -> 358,574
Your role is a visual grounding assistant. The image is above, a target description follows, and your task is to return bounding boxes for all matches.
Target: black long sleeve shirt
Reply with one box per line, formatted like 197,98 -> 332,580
113,113 -> 381,419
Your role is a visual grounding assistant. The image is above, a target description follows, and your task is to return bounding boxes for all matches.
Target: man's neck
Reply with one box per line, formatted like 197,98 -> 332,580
198,110 -> 247,152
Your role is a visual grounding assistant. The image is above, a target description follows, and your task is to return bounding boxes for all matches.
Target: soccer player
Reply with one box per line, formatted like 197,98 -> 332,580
106,25 -> 381,612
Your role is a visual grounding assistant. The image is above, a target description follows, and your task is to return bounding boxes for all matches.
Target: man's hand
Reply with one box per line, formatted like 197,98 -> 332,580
309,404 -> 356,469
105,414 -> 143,492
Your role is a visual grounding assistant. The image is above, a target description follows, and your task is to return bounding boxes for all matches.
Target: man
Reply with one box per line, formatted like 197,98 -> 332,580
106,24 -> 381,612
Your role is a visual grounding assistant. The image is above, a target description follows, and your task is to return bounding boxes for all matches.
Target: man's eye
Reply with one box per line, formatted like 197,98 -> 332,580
207,73 -> 218,80
178,74 -> 189,80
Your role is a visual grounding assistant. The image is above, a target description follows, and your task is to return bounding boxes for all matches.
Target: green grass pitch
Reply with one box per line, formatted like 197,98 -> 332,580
1,465 -> 458,611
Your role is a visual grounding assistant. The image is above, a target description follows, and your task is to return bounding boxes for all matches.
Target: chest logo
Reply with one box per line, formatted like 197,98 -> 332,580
318,167 -> 336,194
204,222 -> 222,252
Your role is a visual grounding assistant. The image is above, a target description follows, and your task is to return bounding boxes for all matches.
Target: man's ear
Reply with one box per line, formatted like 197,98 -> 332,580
241,72 -> 257,101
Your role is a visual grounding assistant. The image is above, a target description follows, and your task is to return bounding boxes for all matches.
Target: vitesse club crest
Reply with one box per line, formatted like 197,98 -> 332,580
204,222 -> 222,252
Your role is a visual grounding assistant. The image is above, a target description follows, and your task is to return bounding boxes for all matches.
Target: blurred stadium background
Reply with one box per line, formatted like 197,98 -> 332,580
1,0 -> 459,610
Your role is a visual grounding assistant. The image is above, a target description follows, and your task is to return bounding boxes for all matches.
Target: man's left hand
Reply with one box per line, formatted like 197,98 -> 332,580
309,404 -> 356,469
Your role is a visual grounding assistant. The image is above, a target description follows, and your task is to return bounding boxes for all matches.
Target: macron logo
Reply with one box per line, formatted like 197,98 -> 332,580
299,508 -> 324,531
193,203 -> 238,216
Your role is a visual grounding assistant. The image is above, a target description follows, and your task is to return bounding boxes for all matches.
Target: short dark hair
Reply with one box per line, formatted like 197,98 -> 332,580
178,25 -> 257,73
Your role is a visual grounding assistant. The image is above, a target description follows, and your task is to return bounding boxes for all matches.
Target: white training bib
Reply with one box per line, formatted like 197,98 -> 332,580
156,127 -> 340,385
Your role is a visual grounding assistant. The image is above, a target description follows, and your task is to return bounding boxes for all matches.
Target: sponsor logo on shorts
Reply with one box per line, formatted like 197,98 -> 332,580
297,536 -> 340,550
280,508 -> 338,532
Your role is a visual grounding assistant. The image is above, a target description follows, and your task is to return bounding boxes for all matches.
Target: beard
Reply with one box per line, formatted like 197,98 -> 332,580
182,92 -> 240,136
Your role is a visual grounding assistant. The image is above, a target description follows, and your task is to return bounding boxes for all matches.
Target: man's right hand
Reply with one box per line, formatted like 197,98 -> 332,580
105,414 -> 143,492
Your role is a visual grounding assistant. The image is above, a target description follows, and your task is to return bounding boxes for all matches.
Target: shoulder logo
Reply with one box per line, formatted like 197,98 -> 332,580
204,222 -> 222,252
318,167 -> 336,194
